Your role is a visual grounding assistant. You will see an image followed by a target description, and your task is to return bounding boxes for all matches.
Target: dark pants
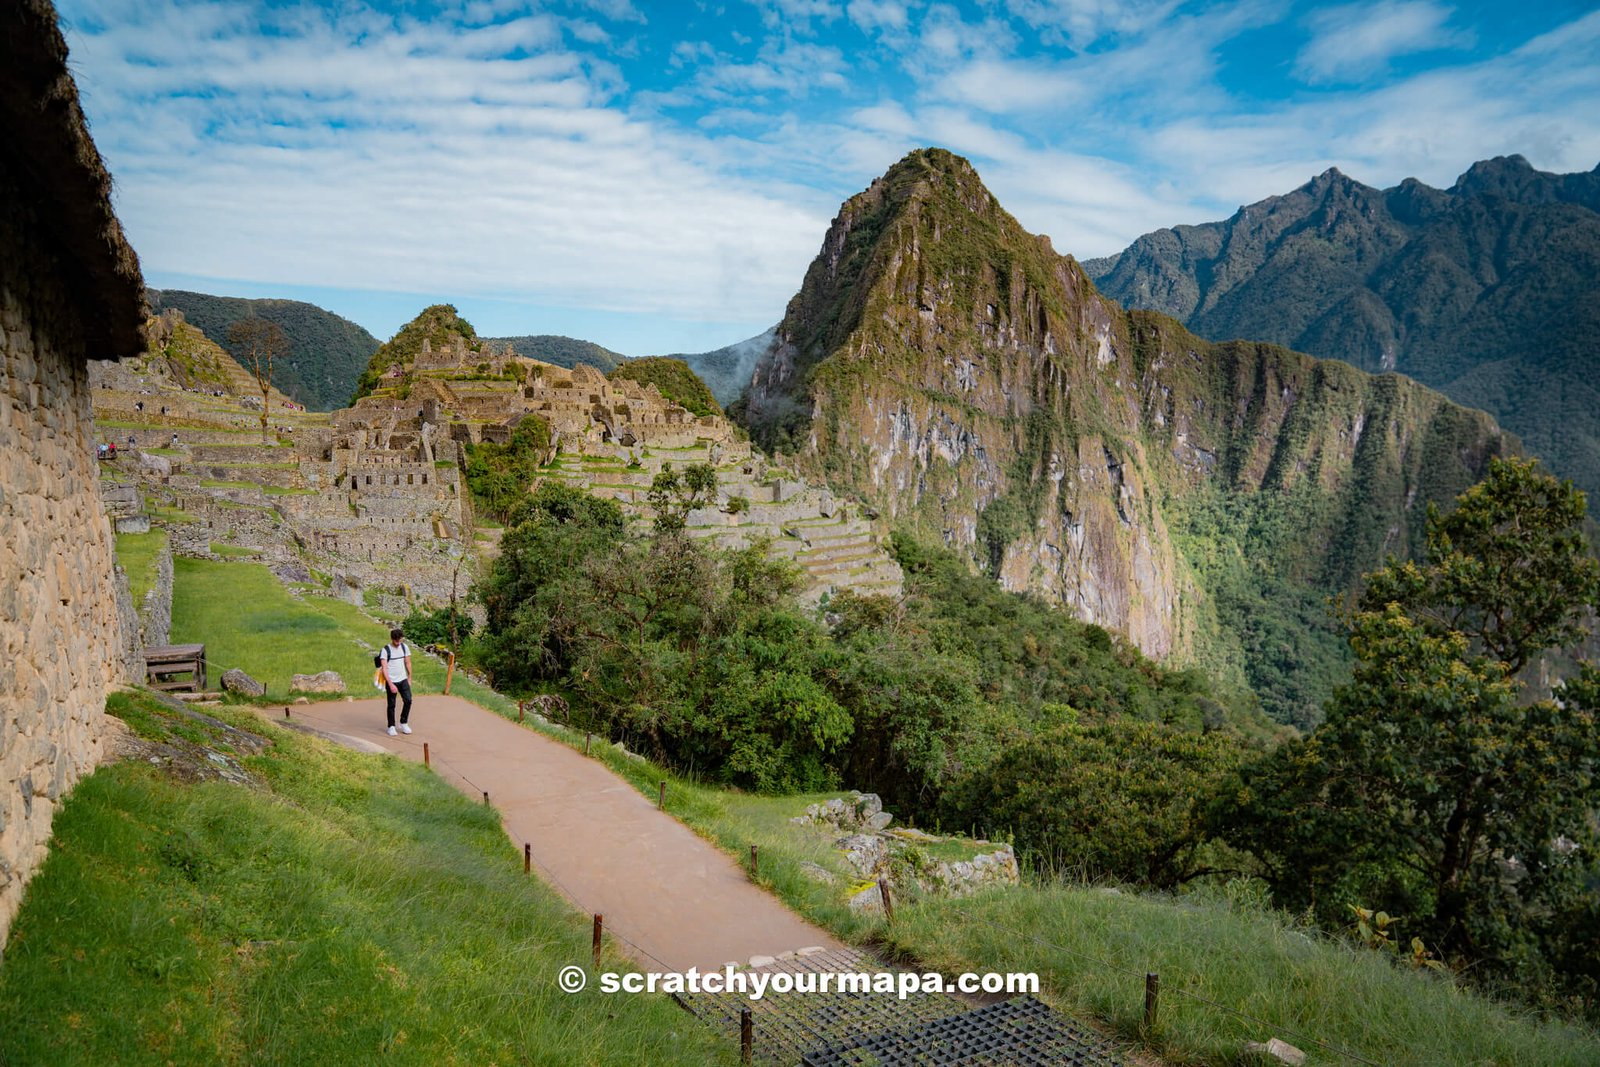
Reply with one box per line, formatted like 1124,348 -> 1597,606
386,679 -> 413,727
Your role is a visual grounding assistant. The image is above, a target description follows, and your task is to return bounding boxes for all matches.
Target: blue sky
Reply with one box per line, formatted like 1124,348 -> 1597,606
57,0 -> 1600,354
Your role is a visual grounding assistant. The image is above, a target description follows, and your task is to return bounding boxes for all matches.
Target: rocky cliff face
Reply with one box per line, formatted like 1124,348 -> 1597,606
744,149 -> 1513,664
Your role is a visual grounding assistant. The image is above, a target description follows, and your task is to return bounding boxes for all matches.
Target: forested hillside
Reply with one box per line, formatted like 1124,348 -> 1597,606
147,289 -> 379,411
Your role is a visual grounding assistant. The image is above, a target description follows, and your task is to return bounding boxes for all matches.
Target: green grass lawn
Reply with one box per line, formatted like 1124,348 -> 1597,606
171,559 -> 385,698
114,528 -> 168,604
169,559 -> 516,707
0,691 -> 730,1066
209,543 -> 263,557
146,504 -> 199,524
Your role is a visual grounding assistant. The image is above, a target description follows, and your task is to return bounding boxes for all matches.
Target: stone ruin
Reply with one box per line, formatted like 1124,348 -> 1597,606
790,792 -> 1020,913
90,322 -> 903,624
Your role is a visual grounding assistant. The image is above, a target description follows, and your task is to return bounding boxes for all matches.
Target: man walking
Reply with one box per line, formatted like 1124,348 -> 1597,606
380,627 -> 414,737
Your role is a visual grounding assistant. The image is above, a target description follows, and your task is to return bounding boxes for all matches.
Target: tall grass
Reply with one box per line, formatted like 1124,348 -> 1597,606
0,691 -> 731,1066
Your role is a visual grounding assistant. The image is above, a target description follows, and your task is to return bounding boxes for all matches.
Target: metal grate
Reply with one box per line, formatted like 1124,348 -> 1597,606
799,995 -> 1125,1067
681,948 -> 1123,1067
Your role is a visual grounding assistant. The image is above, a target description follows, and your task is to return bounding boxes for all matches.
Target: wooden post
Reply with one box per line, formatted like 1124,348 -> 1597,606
657,781 -> 666,811
524,843 -> 531,874
1144,972 -> 1159,1031
482,790 -> 490,805
878,879 -> 894,923
750,844 -> 759,880
518,700 -> 525,723
584,732 -> 592,756
283,705 -> 290,719
443,648 -> 456,694
592,914 -> 603,968
740,1007 -> 752,1065
423,742 -> 430,768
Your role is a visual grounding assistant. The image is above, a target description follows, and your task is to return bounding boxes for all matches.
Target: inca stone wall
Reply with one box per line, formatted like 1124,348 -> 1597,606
1,0 -> 145,951
0,280 -> 126,948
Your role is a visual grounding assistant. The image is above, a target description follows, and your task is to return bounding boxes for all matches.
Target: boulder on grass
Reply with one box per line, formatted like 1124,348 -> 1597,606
1244,1039 -> 1307,1065
220,668 -> 265,698
290,670 -> 345,694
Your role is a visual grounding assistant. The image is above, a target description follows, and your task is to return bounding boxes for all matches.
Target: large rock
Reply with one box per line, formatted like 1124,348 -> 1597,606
1244,1039 -> 1307,1065
220,668 -> 265,698
289,670 -> 345,694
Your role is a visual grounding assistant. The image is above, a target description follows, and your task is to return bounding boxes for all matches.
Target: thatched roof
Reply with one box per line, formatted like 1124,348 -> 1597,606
1,0 -> 144,360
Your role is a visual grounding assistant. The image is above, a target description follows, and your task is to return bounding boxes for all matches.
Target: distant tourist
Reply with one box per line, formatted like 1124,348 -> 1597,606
380,627 -> 414,737
170,432 -> 179,447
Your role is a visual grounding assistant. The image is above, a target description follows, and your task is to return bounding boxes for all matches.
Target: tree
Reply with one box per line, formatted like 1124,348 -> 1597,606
227,317 -> 288,442
946,718 -> 1248,887
1359,458 -> 1600,675
463,414 -> 552,523
647,462 -> 717,533
1229,459 -> 1600,982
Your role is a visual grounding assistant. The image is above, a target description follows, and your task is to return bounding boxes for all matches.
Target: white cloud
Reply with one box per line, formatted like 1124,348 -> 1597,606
65,0 -> 830,327
847,0 -> 911,34
1003,0 -> 1182,48
1294,0 -> 1473,85
56,0 -> 1600,342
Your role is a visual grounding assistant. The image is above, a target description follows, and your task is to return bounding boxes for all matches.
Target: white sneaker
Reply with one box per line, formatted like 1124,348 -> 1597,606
387,726 -> 398,737
399,723 -> 412,734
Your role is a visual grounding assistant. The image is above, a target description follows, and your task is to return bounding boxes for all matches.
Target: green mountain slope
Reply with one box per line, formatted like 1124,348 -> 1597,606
1084,156 -> 1600,510
659,328 -> 776,406
742,148 -> 1517,727
608,357 -> 721,416
485,334 -> 623,373
147,289 -> 380,411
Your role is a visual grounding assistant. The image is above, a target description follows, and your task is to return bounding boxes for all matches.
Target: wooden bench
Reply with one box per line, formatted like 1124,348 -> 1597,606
144,643 -> 206,692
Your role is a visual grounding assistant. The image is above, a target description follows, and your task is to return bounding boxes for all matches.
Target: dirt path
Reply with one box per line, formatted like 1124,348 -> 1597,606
281,694 -> 845,972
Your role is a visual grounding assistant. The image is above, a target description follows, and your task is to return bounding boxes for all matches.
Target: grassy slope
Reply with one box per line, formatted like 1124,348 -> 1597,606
114,528 -> 168,605
0,691 -> 729,1066
161,559 -> 1599,1064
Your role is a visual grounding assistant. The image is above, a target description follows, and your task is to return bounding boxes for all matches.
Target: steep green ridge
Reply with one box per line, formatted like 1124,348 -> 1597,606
1084,156 -> 1600,510
147,288 -> 379,411
609,356 -> 721,416
351,303 -> 481,401
486,333 -> 622,372
742,148 -> 1515,726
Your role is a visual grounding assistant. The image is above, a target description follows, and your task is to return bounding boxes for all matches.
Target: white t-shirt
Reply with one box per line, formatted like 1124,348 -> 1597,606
381,642 -> 411,683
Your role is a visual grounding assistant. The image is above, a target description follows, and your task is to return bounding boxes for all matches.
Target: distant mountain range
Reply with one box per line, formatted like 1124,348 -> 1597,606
1084,155 -> 1600,508
146,289 -> 380,411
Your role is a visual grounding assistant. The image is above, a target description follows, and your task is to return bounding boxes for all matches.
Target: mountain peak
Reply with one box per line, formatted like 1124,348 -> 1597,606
1452,154 -> 1542,199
